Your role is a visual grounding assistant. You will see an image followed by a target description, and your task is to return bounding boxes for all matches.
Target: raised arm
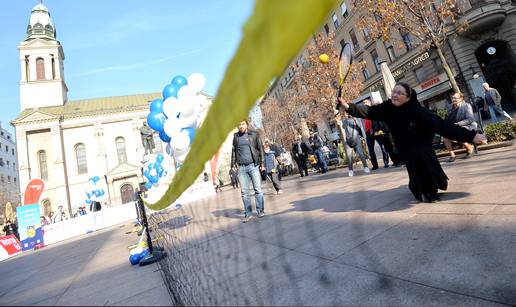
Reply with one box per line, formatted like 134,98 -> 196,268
338,97 -> 390,121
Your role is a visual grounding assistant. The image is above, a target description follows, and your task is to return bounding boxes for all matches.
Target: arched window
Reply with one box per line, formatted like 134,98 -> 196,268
75,143 -> 88,174
115,137 -> 127,164
38,150 -> 48,180
36,57 -> 45,80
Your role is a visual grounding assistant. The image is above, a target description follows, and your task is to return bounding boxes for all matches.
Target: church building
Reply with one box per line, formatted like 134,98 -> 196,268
11,3 -> 212,216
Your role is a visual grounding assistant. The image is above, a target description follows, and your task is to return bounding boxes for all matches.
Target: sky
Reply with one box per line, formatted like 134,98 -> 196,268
0,0 -> 255,134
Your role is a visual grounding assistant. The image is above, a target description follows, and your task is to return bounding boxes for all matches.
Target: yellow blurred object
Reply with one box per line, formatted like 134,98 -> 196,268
27,227 -> 36,238
319,54 -> 330,63
139,241 -> 148,247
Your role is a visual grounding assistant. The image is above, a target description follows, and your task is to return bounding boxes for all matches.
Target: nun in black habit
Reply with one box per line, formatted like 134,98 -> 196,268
338,82 -> 487,203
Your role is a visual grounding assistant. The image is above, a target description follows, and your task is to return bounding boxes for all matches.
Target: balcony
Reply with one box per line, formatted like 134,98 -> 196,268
457,1 -> 506,37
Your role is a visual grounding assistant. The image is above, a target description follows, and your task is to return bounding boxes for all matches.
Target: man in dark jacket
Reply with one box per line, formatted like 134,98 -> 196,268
291,134 -> 310,177
231,120 -> 266,222
483,82 -> 513,123
308,132 -> 328,173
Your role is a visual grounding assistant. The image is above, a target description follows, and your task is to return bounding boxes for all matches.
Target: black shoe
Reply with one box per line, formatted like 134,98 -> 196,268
372,166 -> 379,171
447,156 -> 456,163
422,193 -> 440,203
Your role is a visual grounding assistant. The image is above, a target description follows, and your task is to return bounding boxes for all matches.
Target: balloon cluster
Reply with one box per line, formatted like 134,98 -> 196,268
146,73 -> 209,166
129,241 -> 149,265
143,153 -> 167,190
85,176 -> 106,205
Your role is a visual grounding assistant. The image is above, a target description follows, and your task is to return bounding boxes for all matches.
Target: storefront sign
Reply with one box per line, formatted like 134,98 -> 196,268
414,72 -> 450,93
0,235 -> 22,262
369,52 -> 431,92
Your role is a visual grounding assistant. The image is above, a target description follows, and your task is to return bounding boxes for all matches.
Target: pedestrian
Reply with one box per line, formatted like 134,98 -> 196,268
338,82 -> 487,203
291,134 -> 310,177
308,132 -> 328,173
341,110 -> 371,177
53,206 -> 65,223
229,167 -> 239,189
40,216 -> 50,226
444,92 -> 478,162
264,139 -> 283,194
363,99 -> 390,170
203,172 -> 209,182
48,211 -> 54,224
3,220 -> 19,239
213,174 -> 223,193
231,120 -> 266,222
483,82 -> 513,123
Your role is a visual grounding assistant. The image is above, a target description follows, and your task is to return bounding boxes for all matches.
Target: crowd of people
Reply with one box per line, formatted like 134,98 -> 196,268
227,82 -> 494,223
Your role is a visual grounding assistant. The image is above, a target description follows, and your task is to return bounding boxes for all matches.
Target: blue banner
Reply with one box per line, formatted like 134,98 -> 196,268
16,204 -> 44,251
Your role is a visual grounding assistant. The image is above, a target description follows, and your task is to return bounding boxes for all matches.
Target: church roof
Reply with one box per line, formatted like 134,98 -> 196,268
12,92 -> 161,124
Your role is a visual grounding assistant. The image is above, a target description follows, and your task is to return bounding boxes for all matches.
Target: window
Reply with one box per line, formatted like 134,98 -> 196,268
116,137 -> 127,164
324,24 -> 330,35
6,160 -> 9,167
414,67 -> 429,83
12,148 -> 14,155
75,143 -> 88,174
340,39 -> 346,48
341,2 -> 348,18
7,176 -> 10,183
349,29 -> 360,51
36,57 -> 45,80
386,45 -> 396,62
371,49 -> 380,72
362,68 -> 370,80
13,162 -> 15,170
332,14 -> 340,29
0,158 -> 3,166
402,33 -> 414,50
433,57 -> 444,73
38,150 -> 48,180
14,177 -> 16,184
363,28 -> 370,42
5,145 -> 8,153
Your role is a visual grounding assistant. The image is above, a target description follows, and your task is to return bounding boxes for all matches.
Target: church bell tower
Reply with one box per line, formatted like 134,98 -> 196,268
18,1 -> 68,111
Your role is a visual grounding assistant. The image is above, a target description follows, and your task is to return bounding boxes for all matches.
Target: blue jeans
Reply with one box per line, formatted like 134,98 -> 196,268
238,164 -> 264,217
488,105 -> 512,123
345,139 -> 369,171
314,149 -> 328,172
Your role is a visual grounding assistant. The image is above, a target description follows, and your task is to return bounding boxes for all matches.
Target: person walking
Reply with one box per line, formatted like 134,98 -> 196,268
483,82 -> 513,123
229,167 -> 239,189
342,111 -> 371,177
363,100 -> 390,170
309,132 -> 328,173
231,120 -> 266,222
3,220 -> 19,240
444,92 -> 478,162
53,206 -> 65,223
291,135 -> 310,177
338,82 -> 487,203
264,140 -> 283,194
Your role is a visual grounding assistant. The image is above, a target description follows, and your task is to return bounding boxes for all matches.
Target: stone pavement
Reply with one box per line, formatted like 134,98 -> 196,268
0,223 -> 172,306
155,145 -> 516,306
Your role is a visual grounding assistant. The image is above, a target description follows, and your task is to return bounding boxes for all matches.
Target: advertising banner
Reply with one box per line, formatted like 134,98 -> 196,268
16,204 -> 44,251
0,235 -> 22,262
23,179 -> 45,206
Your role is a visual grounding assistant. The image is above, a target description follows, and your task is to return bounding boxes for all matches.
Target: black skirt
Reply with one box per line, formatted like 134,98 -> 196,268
404,145 -> 448,200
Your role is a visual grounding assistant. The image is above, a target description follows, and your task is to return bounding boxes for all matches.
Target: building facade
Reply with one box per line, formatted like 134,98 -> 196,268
11,3 -> 215,216
0,122 -> 20,206
261,0 -> 516,145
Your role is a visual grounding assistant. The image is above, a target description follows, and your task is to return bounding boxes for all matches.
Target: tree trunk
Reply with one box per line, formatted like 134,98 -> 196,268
435,43 -> 460,94
333,109 -> 346,144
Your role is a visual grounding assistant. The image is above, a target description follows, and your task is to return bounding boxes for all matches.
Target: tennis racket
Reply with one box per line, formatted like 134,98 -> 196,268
336,43 -> 353,105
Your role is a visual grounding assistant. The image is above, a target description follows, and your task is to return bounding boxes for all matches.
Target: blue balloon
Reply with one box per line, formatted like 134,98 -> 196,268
94,190 -> 101,197
182,127 -> 196,144
156,166 -> 164,177
171,75 -> 188,89
145,182 -> 153,190
86,192 -> 91,199
162,83 -> 180,99
149,175 -> 159,184
156,153 -> 164,164
140,249 -> 150,258
85,199 -> 92,204
144,170 -> 151,180
147,163 -> 155,171
147,112 -> 167,132
93,176 -> 100,184
149,98 -> 164,113
129,253 -> 141,265
159,131 -> 171,143
99,190 -> 105,196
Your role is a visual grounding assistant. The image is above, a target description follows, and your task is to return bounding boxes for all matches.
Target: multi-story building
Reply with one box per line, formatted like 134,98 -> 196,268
262,1 -> 516,144
0,122 -> 20,206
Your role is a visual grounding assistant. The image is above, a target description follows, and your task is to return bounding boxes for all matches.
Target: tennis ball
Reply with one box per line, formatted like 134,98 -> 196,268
319,54 -> 330,64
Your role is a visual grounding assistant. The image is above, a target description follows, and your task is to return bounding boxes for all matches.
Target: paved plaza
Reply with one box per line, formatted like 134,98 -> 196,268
0,145 -> 515,306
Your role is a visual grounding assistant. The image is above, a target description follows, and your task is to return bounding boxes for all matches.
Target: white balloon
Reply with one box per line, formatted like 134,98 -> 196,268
165,143 -> 173,155
163,119 -> 182,138
162,97 -> 181,119
174,151 -> 189,164
179,113 -> 198,128
171,131 -> 190,153
179,98 -> 196,118
178,85 -> 195,100
188,73 -> 206,94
